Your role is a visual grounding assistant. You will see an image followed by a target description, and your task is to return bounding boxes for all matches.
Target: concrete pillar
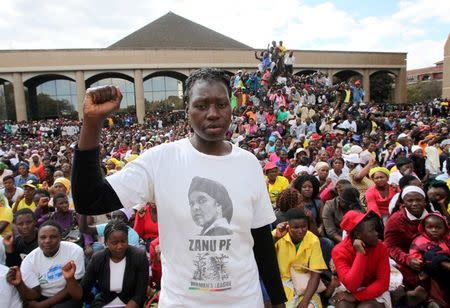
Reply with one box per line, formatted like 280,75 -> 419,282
363,69 -> 370,103
394,68 -> 407,104
134,69 -> 145,124
13,72 -> 27,122
443,34 -> 450,99
75,71 -> 85,120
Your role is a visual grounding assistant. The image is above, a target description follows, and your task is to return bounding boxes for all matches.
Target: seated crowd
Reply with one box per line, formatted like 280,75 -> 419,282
0,40 -> 449,307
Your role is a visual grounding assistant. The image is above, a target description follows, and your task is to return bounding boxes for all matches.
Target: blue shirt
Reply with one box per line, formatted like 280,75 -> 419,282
14,174 -> 38,188
96,224 -> 140,246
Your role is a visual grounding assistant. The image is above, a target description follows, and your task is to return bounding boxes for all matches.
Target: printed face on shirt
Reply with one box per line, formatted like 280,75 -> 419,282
189,191 -> 221,228
187,80 -> 232,143
38,225 -> 61,257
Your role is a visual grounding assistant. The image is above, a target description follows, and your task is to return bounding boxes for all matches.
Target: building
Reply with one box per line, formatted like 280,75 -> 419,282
407,61 -> 444,84
444,34 -> 450,99
0,12 -> 407,123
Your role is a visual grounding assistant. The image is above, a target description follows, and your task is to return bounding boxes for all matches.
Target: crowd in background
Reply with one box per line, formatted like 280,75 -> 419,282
0,40 -> 449,307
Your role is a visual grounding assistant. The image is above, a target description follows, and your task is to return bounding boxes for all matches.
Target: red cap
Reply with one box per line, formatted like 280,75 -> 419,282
310,133 -> 322,141
263,161 -> 278,171
340,210 -> 376,234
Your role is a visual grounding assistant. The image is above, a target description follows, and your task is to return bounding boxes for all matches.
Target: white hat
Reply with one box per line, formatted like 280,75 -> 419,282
411,145 -> 422,153
349,145 -> 363,155
294,165 -> 311,175
440,139 -> 450,148
343,153 -> 361,164
295,148 -> 307,155
398,133 -> 408,139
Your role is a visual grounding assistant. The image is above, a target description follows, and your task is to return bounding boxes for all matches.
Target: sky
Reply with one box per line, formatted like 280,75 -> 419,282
1,0 -> 449,70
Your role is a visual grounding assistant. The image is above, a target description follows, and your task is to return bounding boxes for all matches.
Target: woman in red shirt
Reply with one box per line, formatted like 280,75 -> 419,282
332,210 -> 390,307
365,167 -> 396,223
133,203 -> 158,249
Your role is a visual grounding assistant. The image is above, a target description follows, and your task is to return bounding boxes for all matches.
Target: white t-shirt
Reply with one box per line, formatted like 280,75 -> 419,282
0,264 -> 22,307
107,138 -> 275,308
104,258 -> 127,308
21,241 -> 85,297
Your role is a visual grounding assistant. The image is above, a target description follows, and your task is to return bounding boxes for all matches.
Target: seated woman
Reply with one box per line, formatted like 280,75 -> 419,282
133,203 -> 158,250
366,167 -> 396,223
322,186 -> 363,244
331,210 -> 391,308
79,209 -> 140,253
67,220 -> 149,308
273,208 -> 328,307
385,186 -> 432,306
6,220 -> 85,307
293,174 -> 334,265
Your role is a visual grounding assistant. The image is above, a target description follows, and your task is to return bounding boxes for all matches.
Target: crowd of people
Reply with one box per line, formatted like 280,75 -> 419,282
0,40 -> 449,308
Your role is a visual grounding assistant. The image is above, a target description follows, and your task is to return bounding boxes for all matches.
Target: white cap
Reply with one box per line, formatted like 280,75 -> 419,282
343,153 -> 361,164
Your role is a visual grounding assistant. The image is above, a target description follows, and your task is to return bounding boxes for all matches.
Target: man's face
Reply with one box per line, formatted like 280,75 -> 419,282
18,165 -> 27,176
15,214 -> 36,238
187,81 -> 231,143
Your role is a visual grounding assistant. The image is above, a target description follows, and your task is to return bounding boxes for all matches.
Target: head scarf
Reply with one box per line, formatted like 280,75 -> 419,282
401,185 -> 425,199
54,177 -> 71,193
315,162 -> 329,172
369,167 -> 390,178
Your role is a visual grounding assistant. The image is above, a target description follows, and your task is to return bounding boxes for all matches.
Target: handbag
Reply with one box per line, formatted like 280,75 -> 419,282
290,265 -> 326,295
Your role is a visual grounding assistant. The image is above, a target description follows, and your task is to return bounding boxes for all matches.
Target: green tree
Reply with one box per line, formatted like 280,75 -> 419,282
370,72 -> 395,104
407,80 -> 442,103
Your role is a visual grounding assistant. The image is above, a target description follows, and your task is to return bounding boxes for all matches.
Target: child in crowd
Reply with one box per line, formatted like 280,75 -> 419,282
273,208 -> 328,307
409,212 -> 450,307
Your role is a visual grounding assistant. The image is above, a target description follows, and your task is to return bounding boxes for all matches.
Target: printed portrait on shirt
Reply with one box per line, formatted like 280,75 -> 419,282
188,176 -> 233,236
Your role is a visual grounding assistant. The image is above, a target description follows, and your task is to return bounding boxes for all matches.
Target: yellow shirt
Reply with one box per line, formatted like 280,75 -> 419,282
344,89 -> 351,103
0,206 -> 13,235
273,230 -> 327,301
16,199 -> 37,212
268,176 -> 289,204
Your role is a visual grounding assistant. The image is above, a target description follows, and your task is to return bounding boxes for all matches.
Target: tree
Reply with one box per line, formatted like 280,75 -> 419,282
370,72 -> 395,104
407,80 -> 442,103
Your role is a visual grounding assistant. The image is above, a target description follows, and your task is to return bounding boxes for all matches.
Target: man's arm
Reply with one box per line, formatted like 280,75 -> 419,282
252,225 -> 286,306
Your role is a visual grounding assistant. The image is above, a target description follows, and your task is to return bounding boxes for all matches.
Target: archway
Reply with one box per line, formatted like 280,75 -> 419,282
370,70 -> 396,104
294,70 -> 318,76
24,74 -> 77,120
333,70 -> 363,85
0,78 -> 16,121
143,71 -> 187,112
87,72 -> 135,112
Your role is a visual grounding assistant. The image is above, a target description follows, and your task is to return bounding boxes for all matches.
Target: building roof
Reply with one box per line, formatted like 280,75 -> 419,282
108,12 -> 252,50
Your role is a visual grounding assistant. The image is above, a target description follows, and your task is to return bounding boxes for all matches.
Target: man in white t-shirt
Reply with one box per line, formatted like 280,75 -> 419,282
72,68 -> 286,307
6,220 -> 84,307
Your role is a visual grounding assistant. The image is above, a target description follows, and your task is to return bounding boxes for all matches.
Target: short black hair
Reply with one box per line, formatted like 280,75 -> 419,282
399,175 -> 419,189
14,208 -> 36,222
396,157 -> 412,168
104,219 -> 129,241
53,192 -> 67,205
183,68 -> 231,105
2,175 -> 14,183
285,208 -> 309,224
39,220 -> 62,234
34,189 -> 50,198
